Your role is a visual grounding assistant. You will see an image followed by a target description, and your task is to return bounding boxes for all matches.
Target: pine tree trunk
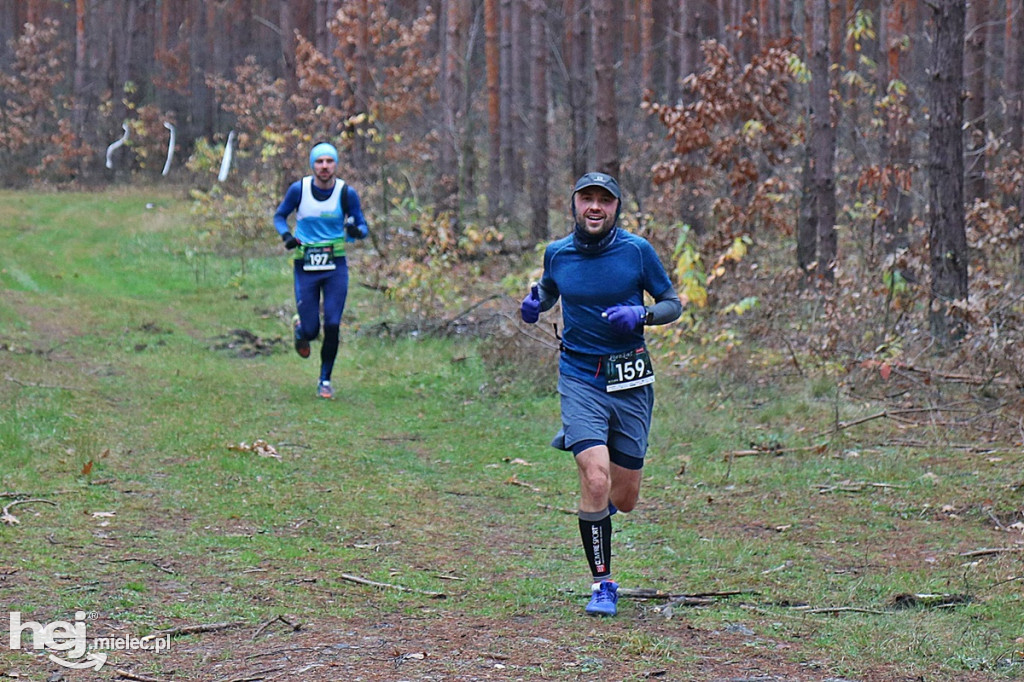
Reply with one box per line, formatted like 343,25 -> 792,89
592,0 -> 619,177
566,0 -> 591,178
485,0 -> 501,216
529,0 -> 549,242
927,0 -> 968,346
964,0 -> 987,203
1007,0 -> 1024,151
811,0 -> 837,279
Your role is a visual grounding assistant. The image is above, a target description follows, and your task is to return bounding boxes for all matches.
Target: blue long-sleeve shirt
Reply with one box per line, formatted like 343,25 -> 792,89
538,229 -> 679,388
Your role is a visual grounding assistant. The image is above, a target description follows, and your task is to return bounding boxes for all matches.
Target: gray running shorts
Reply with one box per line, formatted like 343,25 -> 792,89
550,374 -> 653,470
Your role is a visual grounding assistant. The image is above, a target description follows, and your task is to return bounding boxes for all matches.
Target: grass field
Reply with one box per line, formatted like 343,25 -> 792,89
1,188 -> 1022,681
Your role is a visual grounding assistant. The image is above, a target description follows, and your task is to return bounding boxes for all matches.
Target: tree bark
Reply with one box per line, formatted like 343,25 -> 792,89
72,0 -> 87,139
437,0 -> 461,214
810,0 -> 837,279
499,0 -> 516,210
485,0 -> 501,216
1007,0 -> 1024,151
279,0 -> 296,99
591,0 -> 619,177
964,0 -> 987,203
797,2 -> 817,274
566,0 -> 591,177
927,0 -> 968,346
529,0 -> 549,242
639,0 -> 653,95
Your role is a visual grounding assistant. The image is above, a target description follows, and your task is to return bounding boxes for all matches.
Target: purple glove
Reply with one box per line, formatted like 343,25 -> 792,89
604,305 -> 646,334
520,284 -> 540,323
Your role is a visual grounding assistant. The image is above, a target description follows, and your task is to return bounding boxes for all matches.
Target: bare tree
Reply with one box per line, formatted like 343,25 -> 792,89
1007,0 -> 1024,151
797,0 -> 837,279
592,0 -> 619,177
566,0 -> 591,178
529,0 -> 549,242
964,0 -> 987,203
927,0 -> 967,346
484,0 -> 501,216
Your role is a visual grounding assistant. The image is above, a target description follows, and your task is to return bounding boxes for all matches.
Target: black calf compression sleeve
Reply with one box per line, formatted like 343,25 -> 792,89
578,510 -> 612,580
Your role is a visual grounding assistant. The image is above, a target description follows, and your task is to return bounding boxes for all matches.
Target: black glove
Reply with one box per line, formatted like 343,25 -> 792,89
344,216 -> 363,239
281,232 -> 299,250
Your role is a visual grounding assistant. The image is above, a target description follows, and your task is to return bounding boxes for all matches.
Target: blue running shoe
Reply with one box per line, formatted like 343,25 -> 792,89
585,580 -> 618,616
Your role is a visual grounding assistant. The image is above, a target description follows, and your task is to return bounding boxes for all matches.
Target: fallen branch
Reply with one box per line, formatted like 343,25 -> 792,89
113,670 -> 165,682
108,557 -> 176,574
244,646 -> 323,661
252,614 -> 302,641
816,410 -> 887,439
726,444 -> 824,459
890,592 -> 971,609
5,375 -> 86,392
784,592 -> 971,615
815,481 -> 905,494
339,573 -> 446,599
216,669 -> 283,682
2,498 -> 57,525
814,406 -> 985,440
440,294 -> 503,331
959,546 -> 1024,558
894,364 -> 1012,387
617,587 -> 756,603
791,606 -> 890,615
141,621 -> 246,643
883,439 -> 1003,453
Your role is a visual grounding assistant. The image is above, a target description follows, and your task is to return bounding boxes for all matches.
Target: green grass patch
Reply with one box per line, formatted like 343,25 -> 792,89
0,188 -> 1021,680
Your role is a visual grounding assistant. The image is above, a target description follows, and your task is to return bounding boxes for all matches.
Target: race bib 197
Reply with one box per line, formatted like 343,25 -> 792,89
302,244 -> 336,271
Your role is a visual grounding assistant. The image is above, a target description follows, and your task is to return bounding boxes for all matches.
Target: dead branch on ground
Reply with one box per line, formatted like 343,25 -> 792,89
339,573 -> 446,599
107,557 -> 176,574
113,670 -> 165,682
252,614 -> 302,641
815,481 -> 906,494
1,498 -> 57,525
726,444 -> 824,458
959,546 -> 1024,558
617,587 -> 757,604
140,621 -> 246,643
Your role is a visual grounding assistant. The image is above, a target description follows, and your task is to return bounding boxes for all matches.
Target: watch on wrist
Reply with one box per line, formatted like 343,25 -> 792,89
644,307 -> 654,325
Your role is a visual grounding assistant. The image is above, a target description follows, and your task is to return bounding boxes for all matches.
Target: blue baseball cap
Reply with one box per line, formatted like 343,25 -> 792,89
573,172 -> 621,199
309,142 -> 338,169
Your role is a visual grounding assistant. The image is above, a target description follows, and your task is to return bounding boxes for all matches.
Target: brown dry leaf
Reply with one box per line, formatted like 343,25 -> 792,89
81,460 -> 94,475
228,439 -> 281,460
506,475 -> 540,492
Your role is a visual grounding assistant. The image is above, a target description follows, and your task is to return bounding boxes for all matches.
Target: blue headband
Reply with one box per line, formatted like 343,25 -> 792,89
309,143 -> 338,169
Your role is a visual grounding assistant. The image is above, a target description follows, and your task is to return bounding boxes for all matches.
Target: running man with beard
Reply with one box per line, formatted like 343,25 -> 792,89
273,142 -> 369,399
520,172 -> 682,616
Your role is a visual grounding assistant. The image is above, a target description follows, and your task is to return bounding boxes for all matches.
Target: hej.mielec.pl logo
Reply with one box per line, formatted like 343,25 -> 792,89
7,611 -> 170,671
